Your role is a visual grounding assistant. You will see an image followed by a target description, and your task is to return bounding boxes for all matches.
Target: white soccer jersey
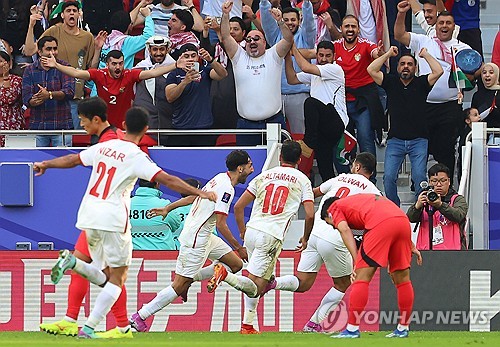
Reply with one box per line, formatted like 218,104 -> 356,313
246,165 -> 314,241
76,139 -> 162,233
312,173 -> 381,244
179,172 -> 234,248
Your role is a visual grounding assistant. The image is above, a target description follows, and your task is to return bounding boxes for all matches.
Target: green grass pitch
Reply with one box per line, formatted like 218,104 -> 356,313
1,331 -> 500,346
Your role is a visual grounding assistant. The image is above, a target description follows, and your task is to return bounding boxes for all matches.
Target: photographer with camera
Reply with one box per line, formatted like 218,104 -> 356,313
407,163 -> 468,250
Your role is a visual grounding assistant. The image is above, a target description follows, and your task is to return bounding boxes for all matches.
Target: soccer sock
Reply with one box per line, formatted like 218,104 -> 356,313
110,285 -> 129,328
138,285 -> 178,320
242,295 -> 260,325
193,263 -> 231,281
85,282 -> 122,330
73,258 -> 107,286
274,275 -> 299,291
309,287 -> 345,324
65,271 -> 89,321
224,272 -> 258,297
347,280 -> 370,327
396,281 -> 414,327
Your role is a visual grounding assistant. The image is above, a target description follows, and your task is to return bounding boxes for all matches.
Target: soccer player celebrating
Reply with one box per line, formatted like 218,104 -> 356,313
129,150 -> 254,332
207,140 -> 315,334
261,152 -> 381,333
321,194 -> 422,338
39,97 -> 132,338
34,107 -> 215,339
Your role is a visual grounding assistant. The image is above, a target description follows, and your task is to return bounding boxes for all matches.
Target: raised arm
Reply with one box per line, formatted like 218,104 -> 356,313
138,62 -> 177,80
260,0 -> 280,45
182,0 -> 205,32
220,1 -> 239,59
285,52 -> 301,85
302,0 -> 317,47
395,1 -> 411,48
367,46 -> 398,86
199,48 -> 228,81
273,9 -> 294,58
292,44 -> 320,75
23,13 -> 42,57
419,47 -> 443,86
40,53 -> 91,80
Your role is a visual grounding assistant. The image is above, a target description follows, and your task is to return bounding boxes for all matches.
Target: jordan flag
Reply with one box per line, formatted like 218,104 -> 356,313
336,130 -> 357,165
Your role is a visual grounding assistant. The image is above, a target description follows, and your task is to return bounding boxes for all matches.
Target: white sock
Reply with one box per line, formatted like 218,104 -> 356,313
309,287 -> 345,324
224,272 -> 258,297
242,295 -> 259,325
138,286 -> 178,319
398,324 -> 409,331
85,282 -> 122,329
193,263 -> 231,281
63,316 -> 77,323
274,275 -> 300,291
73,258 -> 107,286
346,323 -> 359,332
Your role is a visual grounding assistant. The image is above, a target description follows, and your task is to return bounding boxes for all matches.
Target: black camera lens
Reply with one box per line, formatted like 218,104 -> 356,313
427,191 -> 439,202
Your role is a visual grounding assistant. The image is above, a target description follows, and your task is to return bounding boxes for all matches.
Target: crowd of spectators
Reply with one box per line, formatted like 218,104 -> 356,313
0,1 -> 497,203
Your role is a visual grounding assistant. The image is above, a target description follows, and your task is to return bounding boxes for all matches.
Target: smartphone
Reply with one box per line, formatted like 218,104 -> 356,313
215,16 -> 222,25
192,62 -> 200,72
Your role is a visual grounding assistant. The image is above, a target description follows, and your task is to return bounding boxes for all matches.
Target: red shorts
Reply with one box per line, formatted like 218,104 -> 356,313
74,231 -> 91,258
355,216 -> 412,273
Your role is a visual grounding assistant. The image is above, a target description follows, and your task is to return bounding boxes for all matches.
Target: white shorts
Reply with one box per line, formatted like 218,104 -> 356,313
85,229 -> 132,269
297,234 -> 352,278
244,227 -> 282,281
176,233 -> 233,278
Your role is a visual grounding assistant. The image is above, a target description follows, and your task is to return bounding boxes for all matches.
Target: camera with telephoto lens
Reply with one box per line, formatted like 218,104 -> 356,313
419,181 -> 439,202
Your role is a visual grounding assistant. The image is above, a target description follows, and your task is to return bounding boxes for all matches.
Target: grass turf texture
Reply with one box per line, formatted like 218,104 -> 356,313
1,331 -> 500,346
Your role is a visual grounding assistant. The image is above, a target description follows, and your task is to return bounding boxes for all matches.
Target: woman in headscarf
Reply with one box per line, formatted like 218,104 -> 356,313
472,62 -> 500,127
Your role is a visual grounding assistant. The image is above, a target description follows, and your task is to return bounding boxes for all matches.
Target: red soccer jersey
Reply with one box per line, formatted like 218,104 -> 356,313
333,38 -> 377,100
327,194 -> 407,231
88,68 -> 142,129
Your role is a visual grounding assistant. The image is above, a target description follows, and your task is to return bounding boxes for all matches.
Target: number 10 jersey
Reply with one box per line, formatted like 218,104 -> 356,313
245,165 -> 314,241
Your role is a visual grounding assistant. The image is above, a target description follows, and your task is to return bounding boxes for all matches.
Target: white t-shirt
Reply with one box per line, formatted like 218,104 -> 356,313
408,33 -> 471,103
179,172 -> 234,248
297,63 -> 349,126
245,165 -> 314,241
358,0 -> 377,43
232,45 -> 283,121
202,0 -> 242,18
312,173 -> 381,245
76,139 -> 162,233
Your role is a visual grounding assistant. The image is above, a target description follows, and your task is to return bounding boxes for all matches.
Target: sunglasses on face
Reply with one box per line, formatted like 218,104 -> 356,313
245,36 -> 262,43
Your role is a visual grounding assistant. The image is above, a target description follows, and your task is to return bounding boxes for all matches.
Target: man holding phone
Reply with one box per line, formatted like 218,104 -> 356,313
165,43 -> 228,146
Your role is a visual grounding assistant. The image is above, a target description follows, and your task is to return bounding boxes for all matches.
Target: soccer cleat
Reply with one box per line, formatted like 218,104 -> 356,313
386,328 -> 409,338
39,319 -> 78,336
77,326 -> 100,339
51,249 -> 76,284
129,312 -> 149,332
207,263 -> 228,293
240,324 -> 260,334
96,327 -> 133,339
331,329 -> 361,338
302,320 -> 323,333
260,275 -> 276,297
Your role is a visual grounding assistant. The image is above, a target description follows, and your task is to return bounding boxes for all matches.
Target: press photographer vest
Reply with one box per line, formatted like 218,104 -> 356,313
416,194 -> 463,250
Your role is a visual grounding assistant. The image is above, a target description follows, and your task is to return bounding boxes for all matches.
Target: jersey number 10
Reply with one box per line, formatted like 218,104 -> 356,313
262,183 -> 290,215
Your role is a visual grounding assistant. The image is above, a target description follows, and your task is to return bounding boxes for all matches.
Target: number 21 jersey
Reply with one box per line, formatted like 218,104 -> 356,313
245,165 -> 314,241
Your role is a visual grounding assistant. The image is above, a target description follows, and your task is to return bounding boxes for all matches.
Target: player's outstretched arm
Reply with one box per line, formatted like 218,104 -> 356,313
33,154 -> 82,176
149,195 -> 196,220
216,214 -> 248,261
154,172 -> 217,202
40,53 -> 91,80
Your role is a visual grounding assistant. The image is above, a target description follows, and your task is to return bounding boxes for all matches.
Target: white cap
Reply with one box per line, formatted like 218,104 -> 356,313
146,36 -> 171,49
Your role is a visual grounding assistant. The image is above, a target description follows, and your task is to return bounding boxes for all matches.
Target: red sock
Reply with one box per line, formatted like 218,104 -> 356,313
66,271 -> 89,320
396,281 -> 414,326
110,285 -> 128,327
347,280 -> 370,326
